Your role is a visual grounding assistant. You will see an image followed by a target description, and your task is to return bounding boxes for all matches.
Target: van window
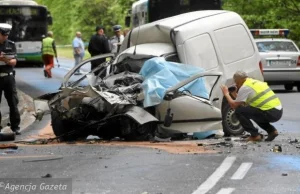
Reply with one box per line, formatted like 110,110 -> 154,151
184,33 -> 218,70
214,25 -> 255,64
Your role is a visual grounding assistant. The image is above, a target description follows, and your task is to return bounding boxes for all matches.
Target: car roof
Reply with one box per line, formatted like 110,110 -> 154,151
254,38 -> 294,42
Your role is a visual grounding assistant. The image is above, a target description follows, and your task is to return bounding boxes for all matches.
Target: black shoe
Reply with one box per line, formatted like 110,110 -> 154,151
43,70 -> 47,77
265,130 -> 278,141
13,129 -> 21,135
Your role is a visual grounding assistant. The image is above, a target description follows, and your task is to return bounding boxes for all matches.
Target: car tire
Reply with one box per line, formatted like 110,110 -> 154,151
123,122 -> 157,141
222,102 -> 244,136
51,111 -> 87,141
297,84 -> 300,92
284,84 -> 293,91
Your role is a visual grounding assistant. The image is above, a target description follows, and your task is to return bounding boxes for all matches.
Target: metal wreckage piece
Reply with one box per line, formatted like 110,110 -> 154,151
34,58 -> 159,141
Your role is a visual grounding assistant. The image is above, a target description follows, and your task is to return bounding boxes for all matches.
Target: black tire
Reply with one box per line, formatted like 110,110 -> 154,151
222,102 -> 244,136
123,122 -> 157,141
284,84 -> 293,91
297,84 -> 300,92
51,111 -> 87,141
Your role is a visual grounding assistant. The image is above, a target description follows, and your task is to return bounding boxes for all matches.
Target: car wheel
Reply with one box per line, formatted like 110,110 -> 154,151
284,84 -> 293,91
297,84 -> 300,92
51,111 -> 87,141
123,122 -> 157,141
222,102 -> 244,136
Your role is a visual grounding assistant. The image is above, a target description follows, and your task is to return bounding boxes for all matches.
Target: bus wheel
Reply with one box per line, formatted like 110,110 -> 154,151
284,84 -> 293,91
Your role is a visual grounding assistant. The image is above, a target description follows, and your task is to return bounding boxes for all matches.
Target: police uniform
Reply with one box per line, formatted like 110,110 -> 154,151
88,25 -> 111,73
0,23 -> 21,134
110,25 -> 124,54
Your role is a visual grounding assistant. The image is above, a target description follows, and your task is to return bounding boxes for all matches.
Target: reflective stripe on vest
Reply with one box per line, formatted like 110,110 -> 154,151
42,37 -> 54,56
244,78 -> 281,110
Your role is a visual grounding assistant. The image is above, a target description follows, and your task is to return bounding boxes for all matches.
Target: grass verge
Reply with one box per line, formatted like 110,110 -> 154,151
57,47 -> 91,59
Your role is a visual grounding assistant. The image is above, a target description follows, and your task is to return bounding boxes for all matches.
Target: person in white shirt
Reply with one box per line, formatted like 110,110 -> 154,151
110,25 -> 124,55
221,71 -> 283,142
72,31 -> 85,75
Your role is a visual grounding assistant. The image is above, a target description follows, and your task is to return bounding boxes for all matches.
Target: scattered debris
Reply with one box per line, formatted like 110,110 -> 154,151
151,136 -> 171,143
0,143 -> 18,149
15,139 -> 50,145
289,139 -> 298,144
41,174 -> 52,178
23,157 -> 63,163
224,137 -> 231,141
2,149 -> 18,154
86,135 -> 101,140
271,145 -> 282,152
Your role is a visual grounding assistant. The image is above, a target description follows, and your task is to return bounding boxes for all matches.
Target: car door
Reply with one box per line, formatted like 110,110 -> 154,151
155,72 -> 223,134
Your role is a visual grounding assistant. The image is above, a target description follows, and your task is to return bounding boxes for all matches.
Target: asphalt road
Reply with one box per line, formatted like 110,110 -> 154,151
0,58 -> 299,194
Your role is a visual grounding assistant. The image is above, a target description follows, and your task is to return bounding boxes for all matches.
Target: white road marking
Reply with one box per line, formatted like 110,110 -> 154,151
216,188 -> 235,194
192,156 -> 236,194
231,162 -> 253,180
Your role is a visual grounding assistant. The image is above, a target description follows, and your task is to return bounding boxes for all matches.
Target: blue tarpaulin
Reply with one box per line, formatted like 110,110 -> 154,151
139,57 -> 208,107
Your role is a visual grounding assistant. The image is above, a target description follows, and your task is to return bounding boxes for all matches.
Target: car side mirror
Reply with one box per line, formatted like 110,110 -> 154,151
164,92 -> 174,101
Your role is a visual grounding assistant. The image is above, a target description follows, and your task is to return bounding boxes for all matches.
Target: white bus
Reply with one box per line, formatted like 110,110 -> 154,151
0,0 -> 52,66
126,0 -> 222,28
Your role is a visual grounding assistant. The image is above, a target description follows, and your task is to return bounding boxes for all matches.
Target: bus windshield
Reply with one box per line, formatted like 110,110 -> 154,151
0,6 -> 48,41
148,0 -> 222,22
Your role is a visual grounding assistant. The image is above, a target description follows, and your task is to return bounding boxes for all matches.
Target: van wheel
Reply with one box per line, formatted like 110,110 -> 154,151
284,84 -> 293,91
222,102 -> 244,136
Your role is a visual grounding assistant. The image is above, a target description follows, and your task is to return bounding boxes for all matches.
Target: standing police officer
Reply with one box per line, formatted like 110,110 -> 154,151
0,23 -> 21,135
110,25 -> 124,55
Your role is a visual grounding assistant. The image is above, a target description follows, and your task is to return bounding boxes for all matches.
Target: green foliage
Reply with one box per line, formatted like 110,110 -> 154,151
37,0 -> 299,46
36,0 -> 137,44
223,0 -> 300,43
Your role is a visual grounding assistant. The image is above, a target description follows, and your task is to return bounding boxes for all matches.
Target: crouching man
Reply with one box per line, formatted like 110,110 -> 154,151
221,71 -> 283,142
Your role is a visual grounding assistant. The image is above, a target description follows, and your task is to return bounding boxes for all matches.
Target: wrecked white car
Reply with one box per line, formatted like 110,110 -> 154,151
35,10 -> 264,141
34,53 -> 223,141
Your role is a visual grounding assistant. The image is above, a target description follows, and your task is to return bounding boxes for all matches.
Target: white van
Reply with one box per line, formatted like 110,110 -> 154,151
118,10 -> 264,135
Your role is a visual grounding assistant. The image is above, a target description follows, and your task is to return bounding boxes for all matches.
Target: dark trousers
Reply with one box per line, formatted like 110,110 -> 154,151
91,57 -> 106,77
0,75 -> 21,131
235,106 -> 283,136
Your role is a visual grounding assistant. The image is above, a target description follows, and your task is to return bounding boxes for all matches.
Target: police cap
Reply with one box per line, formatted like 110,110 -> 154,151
0,23 -> 12,35
113,25 -> 122,32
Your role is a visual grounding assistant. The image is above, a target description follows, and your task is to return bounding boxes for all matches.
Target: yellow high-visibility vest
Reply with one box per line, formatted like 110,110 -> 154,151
244,78 -> 281,110
42,37 -> 54,56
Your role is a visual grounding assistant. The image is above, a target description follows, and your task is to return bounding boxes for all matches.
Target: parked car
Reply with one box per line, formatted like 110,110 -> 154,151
34,10 -> 264,141
254,36 -> 300,91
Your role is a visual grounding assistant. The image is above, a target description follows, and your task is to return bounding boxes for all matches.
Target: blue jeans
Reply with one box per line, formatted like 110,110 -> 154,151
235,106 -> 283,136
